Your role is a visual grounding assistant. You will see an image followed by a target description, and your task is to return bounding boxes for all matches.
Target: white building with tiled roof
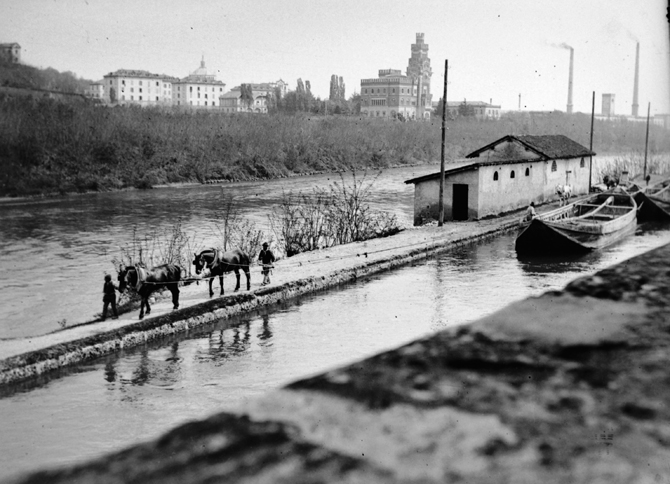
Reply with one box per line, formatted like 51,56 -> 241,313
0,43 -> 21,63
103,69 -> 178,106
404,135 -> 595,223
172,57 -> 226,109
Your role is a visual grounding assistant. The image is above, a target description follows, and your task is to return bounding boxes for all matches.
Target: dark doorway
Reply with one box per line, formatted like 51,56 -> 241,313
452,184 -> 469,220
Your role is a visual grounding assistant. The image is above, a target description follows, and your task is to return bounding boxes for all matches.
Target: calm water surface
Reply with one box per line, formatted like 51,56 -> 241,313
0,166 -> 436,339
1,225 -> 669,480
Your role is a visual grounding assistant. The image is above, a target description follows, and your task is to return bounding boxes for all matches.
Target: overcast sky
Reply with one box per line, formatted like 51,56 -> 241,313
1,0 -> 669,114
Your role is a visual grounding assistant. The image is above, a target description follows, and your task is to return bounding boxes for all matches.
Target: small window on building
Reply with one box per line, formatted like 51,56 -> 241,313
156,82 -> 159,86
156,96 -> 159,101
580,157 -> 585,168
551,160 -> 557,172
510,170 -> 515,179
525,167 -> 530,176
493,171 -> 499,181
139,96 -> 142,100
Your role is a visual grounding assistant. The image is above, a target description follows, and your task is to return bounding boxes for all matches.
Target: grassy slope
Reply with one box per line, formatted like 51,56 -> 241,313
1,93 -> 668,197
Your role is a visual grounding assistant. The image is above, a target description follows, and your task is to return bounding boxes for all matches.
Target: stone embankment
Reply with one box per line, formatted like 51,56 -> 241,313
0,211 -> 522,386
7,228 -> 670,483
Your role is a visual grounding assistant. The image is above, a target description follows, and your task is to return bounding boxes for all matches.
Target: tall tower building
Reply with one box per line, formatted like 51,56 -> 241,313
406,33 -> 432,119
602,93 -> 615,117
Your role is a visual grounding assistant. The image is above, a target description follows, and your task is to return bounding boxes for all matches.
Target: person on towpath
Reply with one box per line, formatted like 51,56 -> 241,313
524,202 -> 537,222
102,274 -> 119,320
258,242 -> 276,286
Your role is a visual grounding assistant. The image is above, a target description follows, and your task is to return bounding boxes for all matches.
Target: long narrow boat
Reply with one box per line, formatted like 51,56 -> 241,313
630,177 -> 670,222
515,190 -> 637,255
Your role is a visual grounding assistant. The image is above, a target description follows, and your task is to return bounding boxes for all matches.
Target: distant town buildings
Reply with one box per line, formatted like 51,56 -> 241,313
219,80 -> 288,113
360,33 -> 433,119
102,69 -> 178,106
173,57 -> 225,108
86,81 -> 104,100
0,43 -> 21,63
444,100 -> 501,120
602,93 -> 616,117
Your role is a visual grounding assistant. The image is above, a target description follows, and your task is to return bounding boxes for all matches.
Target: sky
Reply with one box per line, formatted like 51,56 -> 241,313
1,0 -> 669,114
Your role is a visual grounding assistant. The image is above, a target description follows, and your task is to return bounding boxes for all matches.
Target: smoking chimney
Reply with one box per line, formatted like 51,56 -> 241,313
567,47 -> 574,114
632,42 -> 640,117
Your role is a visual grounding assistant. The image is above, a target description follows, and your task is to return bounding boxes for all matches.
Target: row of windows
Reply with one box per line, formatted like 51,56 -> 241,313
181,86 -> 223,92
494,158 -> 586,180
363,87 -> 422,95
113,79 -> 168,87
493,169 -> 529,181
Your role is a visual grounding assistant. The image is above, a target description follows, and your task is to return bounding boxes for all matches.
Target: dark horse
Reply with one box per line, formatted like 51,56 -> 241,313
193,248 -> 251,297
118,264 -> 182,319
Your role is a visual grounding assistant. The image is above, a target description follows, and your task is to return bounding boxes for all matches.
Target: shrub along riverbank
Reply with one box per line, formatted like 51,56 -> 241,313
2,93 -> 669,197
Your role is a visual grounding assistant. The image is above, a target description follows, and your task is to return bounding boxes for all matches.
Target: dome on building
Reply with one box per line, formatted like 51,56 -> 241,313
187,55 -> 216,81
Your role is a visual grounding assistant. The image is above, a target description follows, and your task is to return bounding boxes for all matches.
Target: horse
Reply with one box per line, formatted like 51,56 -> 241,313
603,175 -> 619,190
555,184 -> 573,206
118,264 -> 182,319
193,248 -> 251,297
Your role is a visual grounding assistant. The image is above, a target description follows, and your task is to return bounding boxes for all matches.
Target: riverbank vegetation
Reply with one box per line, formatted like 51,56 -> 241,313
2,92 -> 669,197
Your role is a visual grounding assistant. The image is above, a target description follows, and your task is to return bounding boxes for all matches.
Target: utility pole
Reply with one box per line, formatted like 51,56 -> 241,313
438,60 -> 448,226
589,91 -> 595,192
644,102 -> 651,180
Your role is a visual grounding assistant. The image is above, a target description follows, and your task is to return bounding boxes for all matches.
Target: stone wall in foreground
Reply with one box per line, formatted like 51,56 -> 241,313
8,242 -> 670,483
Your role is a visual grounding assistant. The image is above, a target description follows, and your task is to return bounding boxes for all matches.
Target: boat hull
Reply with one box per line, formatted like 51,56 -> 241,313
515,190 -> 637,255
515,216 -> 637,255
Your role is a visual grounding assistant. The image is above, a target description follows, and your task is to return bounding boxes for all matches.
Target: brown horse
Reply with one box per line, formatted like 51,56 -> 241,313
118,264 -> 182,319
192,248 -> 251,297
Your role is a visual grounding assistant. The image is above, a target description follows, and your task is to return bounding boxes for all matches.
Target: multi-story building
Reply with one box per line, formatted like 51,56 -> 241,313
360,34 -> 432,119
172,58 -> 226,108
0,43 -> 21,63
103,69 -> 177,106
86,81 -> 104,101
444,101 -> 501,120
219,80 -> 288,113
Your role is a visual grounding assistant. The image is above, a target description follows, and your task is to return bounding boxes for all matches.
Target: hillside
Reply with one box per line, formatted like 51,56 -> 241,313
1,93 -> 668,197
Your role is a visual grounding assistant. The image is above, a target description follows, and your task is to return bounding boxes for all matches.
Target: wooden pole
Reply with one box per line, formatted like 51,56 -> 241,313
438,60 -> 448,226
644,102 -> 651,179
588,91 -> 595,192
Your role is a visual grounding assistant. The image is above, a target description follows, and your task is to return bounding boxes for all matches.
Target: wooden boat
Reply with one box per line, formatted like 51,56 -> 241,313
631,177 -> 670,222
515,189 -> 637,255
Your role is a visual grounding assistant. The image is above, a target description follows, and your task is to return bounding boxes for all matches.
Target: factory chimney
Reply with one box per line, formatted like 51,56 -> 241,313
567,47 -> 574,114
632,42 -> 640,117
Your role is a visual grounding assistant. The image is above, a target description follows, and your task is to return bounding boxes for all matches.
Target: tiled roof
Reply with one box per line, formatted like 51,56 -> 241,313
466,135 -> 595,160
105,69 -> 177,81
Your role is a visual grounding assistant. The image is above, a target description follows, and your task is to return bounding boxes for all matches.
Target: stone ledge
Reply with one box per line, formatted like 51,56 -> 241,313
7,242 -> 670,483
0,218 -> 518,386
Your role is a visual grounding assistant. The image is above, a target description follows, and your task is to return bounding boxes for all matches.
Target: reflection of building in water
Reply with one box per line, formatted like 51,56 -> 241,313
405,135 -> 594,224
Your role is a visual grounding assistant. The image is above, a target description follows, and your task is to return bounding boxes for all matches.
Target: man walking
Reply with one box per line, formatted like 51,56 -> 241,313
258,242 -> 275,286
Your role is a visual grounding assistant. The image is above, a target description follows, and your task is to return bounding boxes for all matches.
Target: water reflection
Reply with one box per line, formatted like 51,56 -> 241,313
0,226 -> 669,480
0,165 -> 435,339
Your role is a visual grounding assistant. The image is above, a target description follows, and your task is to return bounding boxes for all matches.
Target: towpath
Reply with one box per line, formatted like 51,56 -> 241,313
0,205 -> 541,384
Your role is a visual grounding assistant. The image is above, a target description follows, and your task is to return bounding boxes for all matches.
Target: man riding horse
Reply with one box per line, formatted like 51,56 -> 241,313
192,248 -> 251,297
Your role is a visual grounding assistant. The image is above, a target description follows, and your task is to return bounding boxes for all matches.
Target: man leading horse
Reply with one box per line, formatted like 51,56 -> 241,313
192,248 -> 251,297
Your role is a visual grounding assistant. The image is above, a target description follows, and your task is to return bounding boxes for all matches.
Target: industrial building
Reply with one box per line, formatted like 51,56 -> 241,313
360,33 -> 433,119
404,135 -> 595,224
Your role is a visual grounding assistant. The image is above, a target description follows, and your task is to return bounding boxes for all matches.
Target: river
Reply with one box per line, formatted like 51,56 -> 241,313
1,224 -> 669,480
0,166 -> 436,340
1,163 -> 670,480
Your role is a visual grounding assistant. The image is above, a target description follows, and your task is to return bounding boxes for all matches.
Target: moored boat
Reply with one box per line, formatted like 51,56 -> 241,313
515,190 -> 637,255
631,177 -> 670,222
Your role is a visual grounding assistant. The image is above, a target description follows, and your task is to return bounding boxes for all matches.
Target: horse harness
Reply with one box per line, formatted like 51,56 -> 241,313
198,249 -> 219,271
